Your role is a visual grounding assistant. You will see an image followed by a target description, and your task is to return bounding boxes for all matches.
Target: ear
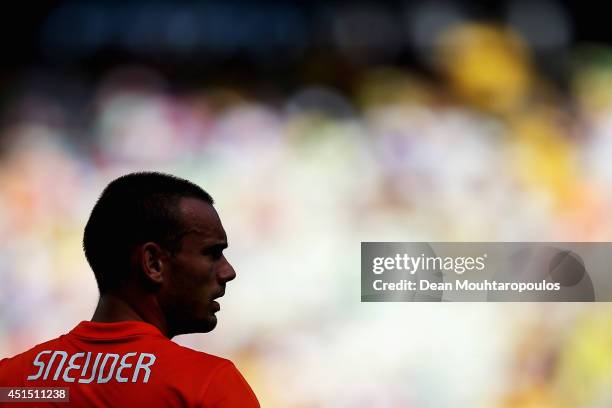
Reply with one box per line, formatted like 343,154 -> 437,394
140,242 -> 168,285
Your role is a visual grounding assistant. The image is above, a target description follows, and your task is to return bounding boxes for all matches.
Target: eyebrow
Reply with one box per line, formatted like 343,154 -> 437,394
178,228 -> 227,246
203,242 -> 228,250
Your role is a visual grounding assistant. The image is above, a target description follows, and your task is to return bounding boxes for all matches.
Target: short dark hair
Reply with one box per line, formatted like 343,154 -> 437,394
83,172 -> 213,294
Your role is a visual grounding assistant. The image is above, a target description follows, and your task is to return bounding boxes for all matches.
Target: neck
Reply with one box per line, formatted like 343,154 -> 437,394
91,291 -> 171,338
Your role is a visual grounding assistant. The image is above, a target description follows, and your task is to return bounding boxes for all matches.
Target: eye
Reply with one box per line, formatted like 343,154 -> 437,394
211,249 -> 223,260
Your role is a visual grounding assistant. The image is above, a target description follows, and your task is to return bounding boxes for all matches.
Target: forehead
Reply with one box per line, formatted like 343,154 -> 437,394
177,197 -> 226,243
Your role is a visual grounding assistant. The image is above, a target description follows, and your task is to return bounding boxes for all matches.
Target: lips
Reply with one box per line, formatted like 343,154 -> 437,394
211,290 -> 225,311
212,289 -> 225,301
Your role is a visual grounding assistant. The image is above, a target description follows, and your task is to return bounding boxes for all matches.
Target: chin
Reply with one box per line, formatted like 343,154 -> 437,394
200,315 -> 217,333
175,316 -> 217,336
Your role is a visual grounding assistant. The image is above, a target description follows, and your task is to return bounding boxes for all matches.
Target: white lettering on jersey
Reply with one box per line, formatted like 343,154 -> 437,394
133,353 -> 156,383
116,352 -> 136,383
62,352 -> 84,382
79,352 -> 102,383
97,354 -> 119,383
27,350 -> 51,380
27,350 -> 157,384
43,351 -> 68,380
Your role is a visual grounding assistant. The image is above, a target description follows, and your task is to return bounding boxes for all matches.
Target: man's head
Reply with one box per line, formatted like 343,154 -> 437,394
83,172 -> 236,336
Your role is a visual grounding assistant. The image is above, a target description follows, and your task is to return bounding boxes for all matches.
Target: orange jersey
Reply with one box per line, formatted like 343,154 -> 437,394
0,321 -> 259,407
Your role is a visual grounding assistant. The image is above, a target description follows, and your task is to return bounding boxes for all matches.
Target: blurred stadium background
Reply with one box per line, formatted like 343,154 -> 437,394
2,1 -> 612,406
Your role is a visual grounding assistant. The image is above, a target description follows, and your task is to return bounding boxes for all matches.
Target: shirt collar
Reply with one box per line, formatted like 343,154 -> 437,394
70,320 -> 165,339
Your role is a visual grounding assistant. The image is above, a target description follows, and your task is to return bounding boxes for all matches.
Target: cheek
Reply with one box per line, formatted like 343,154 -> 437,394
190,260 -> 216,286
168,258 -> 216,295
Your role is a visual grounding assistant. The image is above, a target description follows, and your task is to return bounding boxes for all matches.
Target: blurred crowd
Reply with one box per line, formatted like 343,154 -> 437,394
2,11 -> 612,407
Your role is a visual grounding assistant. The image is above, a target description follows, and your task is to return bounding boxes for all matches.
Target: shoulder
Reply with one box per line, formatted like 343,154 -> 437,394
199,356 -> 260,407
158,339 -> 232,372
151,341 -> 259,404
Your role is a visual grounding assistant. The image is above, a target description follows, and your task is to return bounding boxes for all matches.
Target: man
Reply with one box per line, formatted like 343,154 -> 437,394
0,172 -> 260,407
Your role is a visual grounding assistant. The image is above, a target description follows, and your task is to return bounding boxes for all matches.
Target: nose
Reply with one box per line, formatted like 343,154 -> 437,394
218,256 -> 236,283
